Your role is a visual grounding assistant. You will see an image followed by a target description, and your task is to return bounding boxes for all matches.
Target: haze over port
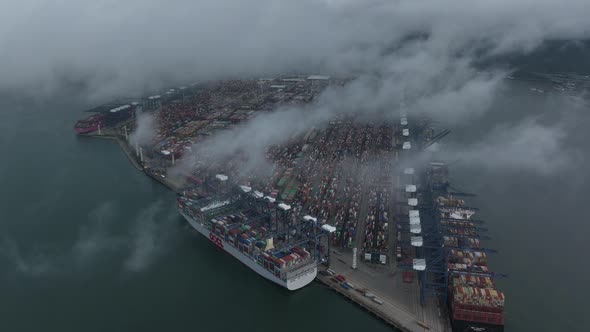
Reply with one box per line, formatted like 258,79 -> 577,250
1,1 -> 590,331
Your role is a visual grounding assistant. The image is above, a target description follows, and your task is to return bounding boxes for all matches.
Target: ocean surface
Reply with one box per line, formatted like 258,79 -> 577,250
0,80 -> 588,332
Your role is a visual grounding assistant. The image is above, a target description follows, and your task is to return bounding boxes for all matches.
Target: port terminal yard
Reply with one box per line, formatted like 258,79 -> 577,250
74,77 -> 487,332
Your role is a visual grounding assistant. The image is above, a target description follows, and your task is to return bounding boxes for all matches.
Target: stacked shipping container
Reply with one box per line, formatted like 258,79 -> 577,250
436,196 -> 505,329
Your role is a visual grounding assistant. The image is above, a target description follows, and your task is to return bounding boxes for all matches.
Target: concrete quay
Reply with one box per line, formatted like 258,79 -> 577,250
82,130 -> 184,193
318,249 -> 451,332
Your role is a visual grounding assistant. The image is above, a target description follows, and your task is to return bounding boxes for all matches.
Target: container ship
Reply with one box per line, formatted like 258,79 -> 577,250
176,183 -> 319,290
74,113 -> 105,134
74,103 -> 137,134
436,195 -> 505,332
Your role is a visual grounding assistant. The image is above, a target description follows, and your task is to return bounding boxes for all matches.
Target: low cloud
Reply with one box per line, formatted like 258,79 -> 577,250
129,112 -> 157,147
1,0 -> 589,101
73,201 -> 122,263
124,201 -> 176,272
0,239 -> 55,277
173,65 -> 504,176
434,88 -> 590,176
1,201 -> 176,276
444,120 -> 568,175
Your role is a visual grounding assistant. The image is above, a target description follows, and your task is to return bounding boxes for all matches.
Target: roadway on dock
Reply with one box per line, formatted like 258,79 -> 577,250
321,251 -> 450,332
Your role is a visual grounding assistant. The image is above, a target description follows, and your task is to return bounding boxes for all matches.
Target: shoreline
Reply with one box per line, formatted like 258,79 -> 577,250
81,132 -> 183,193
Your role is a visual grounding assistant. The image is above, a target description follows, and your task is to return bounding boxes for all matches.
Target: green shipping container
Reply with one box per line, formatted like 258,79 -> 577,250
278,177 -> 289,187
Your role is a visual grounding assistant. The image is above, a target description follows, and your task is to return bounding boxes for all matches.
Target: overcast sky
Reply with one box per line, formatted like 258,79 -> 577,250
1,0 -> 590,100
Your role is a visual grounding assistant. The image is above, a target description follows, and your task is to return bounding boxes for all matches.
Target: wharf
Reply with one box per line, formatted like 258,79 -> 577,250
84,134 -> 143,171
318,250 -> 451,332
145,169 -> 184,193
81,131 -> 184,193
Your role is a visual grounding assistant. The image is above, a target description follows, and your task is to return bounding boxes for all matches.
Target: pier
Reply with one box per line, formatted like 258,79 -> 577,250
317,253 -> 450,332
81,126 -> 184,193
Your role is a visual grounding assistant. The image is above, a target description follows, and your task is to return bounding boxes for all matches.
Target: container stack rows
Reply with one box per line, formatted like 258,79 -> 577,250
362,187 -> 389,263
139,79 -> 408,270
263,120 -> 396,260
121,78 -> 329,169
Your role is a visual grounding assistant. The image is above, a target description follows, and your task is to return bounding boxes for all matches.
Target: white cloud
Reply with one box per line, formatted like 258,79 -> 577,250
0,0 -> 589,100
446,120 -> 569,175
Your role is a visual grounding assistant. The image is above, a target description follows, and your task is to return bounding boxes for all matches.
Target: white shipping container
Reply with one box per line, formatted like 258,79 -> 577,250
372,297 -> 384,305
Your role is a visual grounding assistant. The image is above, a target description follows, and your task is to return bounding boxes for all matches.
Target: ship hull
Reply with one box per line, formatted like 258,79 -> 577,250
180,211 -> 317,290
75,124 -> 99,134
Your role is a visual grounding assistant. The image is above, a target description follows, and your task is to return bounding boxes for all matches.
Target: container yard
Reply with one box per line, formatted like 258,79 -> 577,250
75,76 -> 504,332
